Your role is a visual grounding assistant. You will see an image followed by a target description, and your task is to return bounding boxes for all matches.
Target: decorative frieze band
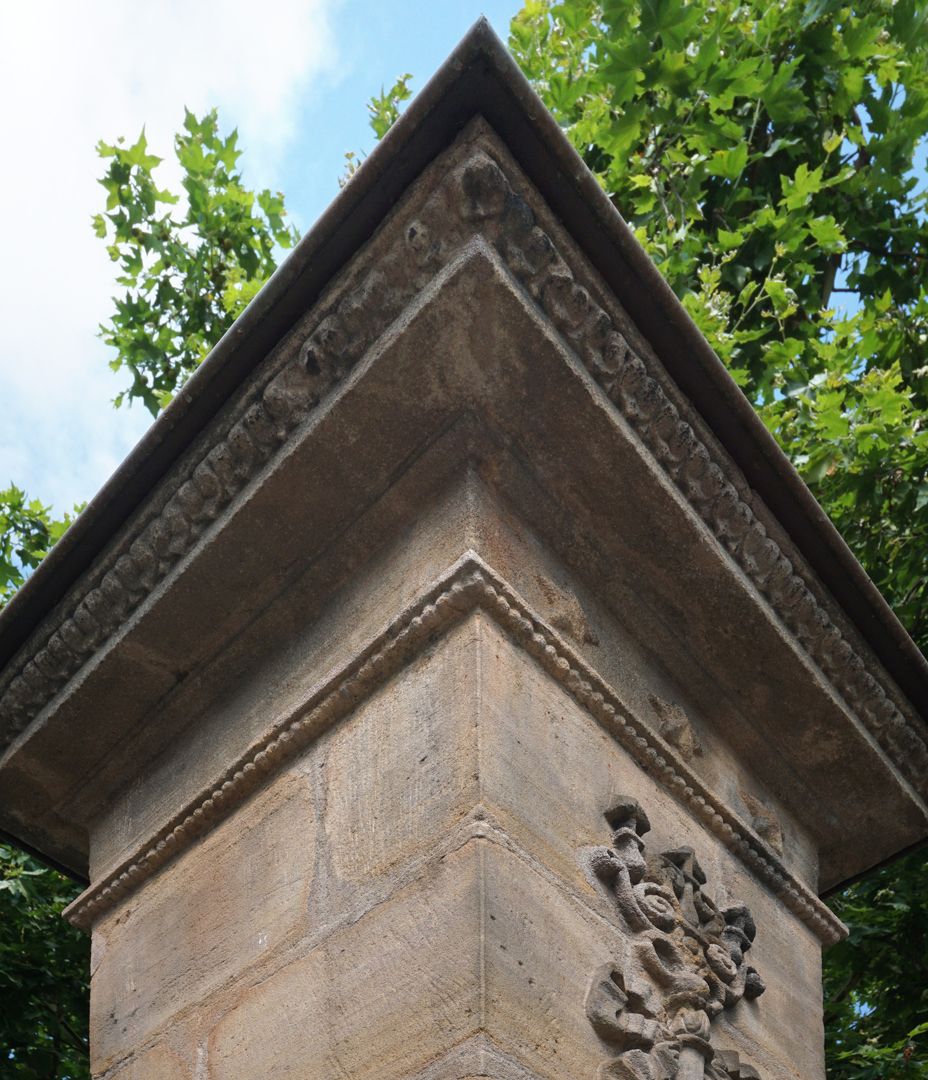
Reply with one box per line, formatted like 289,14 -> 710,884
3,126 -> 925,817
64,553 -> 846,946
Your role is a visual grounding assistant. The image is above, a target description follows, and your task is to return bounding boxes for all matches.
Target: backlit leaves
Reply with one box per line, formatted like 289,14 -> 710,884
0,488 -> 81,607
95,110 -> 300,415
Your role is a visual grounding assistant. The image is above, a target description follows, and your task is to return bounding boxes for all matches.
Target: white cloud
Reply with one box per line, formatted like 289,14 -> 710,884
0,0 -> 340,512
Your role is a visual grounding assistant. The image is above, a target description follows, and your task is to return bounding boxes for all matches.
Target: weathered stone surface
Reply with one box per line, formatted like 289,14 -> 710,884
323,620 -> 480,884
90,772 -> 315,1073
4,118 -> 923,895
470,613 -> 826,1080
88,604 -> 829,1076
207,842 -> 481,1080
201,836 -> 624,1080
104,1045 -> 189,1079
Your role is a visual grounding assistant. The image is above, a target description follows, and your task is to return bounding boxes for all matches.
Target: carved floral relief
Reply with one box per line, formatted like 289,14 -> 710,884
586,798 -> 764,1080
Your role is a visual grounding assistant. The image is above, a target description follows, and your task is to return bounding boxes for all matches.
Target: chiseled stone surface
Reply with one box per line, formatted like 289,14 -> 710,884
90,772 -> 316,1074
87,607 -> 828,1078
471,612 -> 825,1080
203,837 -> 620,1080
103,1045 -> 189,1079
323,623 -> 481,885
207,842 -> 482,1080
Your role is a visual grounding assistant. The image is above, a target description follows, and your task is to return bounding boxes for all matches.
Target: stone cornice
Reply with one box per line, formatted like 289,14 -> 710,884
3,125 -> 925,822
64,552 -> 846,946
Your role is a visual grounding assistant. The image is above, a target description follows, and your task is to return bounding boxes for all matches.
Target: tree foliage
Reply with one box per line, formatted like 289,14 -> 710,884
0,488 -> 80,607
2,3 -> 928,1074
510,0 -> 928,650
0,845 -> 88,1079
0,493 -> 86,1076
93,109 -> 299,415
341,73 -> 415,184
825,849 -> 928,1077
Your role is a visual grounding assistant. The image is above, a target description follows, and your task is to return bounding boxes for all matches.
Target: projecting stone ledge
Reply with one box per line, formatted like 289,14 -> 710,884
84,596 -> 831,1080
0,17 -> 925,1080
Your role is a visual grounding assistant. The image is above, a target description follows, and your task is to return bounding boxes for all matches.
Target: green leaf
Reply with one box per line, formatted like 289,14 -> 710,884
637,0 -> 701,46
806,215 -> 846,251
780,162 -> 825,210
799,0 -> 839,29
707,142 -> 748,180
762,59 -> 810,123
822,130 -> 844,154
717,228 -> 743,250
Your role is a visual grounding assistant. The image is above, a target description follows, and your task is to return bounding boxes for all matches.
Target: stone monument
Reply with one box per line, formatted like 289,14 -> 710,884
1,20 -> 926,1080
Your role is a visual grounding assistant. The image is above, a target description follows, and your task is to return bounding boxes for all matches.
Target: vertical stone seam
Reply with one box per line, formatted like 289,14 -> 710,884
476,609 -> 488,1036
479,834 -> 488,1038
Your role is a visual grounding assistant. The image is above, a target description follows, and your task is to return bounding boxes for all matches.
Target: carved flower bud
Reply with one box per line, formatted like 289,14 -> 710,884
671,1007 -> 711,1042
499,192 -> 534,240
405,219 -> 431,260
606,797 -> 651,837
585,963 -> 628,1042
744,967 -> 766,1000
458,153 -> 509,221
652,1041 -> 681,1080
542,273 -> 594,332
598,332 -> 630,378
692,461 -> 727,507
518,227 -> 557,281
613,828 -> 647,884
634,882 -> 677,932
635,375 -> 663,424
302,315 -> 345,377
721,903 -> 756,945
590,845 -> 622,884
706,943 -> 738,984
617,1012 -> 664,1052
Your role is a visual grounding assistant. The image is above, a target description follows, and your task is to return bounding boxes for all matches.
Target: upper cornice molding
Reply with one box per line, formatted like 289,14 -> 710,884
0,18 -> 925,731
2,124 -> 926,820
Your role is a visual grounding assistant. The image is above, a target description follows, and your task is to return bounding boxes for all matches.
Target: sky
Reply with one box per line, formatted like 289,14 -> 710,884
0,0 -> 519,516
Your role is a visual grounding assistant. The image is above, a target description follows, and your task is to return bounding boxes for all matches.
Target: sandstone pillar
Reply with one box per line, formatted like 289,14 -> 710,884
1,21 -> 926,1080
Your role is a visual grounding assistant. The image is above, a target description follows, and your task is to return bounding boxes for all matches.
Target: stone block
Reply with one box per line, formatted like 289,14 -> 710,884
104,1045 -> 189,1079
323,617 -> 480,885
90,771 -> 316,1072
480,840 -> 619,1080
204,834 -> 630,1080
206,841 -> 481,1079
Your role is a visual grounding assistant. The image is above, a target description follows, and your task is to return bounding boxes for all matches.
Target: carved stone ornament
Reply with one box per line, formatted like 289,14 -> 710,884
63,557 -> 846,941
1,130 -> 926,819
586,797 -> 764,1080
